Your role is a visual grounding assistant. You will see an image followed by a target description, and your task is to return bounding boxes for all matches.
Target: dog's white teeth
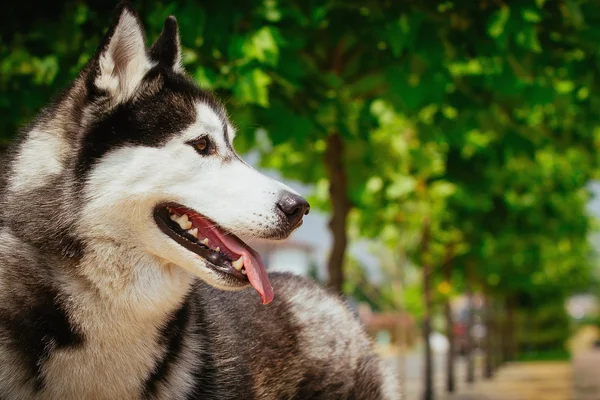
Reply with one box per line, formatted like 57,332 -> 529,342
215,247 -> 220,252
181,221 -> 192,230
169,214 -> 178,222
175,214 -> 192,230
201,238 -> 209,246
241,268 -> 247,275
188,228 -> 198,238
232,257 -> 244,271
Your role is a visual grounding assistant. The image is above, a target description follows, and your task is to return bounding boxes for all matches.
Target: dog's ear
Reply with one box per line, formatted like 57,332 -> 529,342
92,2 -> 150,103
149,16 -> 182,71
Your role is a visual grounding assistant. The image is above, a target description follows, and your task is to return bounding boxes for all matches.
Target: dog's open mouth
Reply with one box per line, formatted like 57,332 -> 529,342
153,204 -> 274,304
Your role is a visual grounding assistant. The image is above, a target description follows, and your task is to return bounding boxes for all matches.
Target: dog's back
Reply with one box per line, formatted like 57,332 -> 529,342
180,273 -> 396,399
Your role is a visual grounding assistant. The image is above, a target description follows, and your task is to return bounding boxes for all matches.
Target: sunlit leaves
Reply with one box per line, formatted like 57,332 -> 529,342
430,181 -> 457,199
234,69 -> 272,107
386,176 -> 417,200
365,176 -> 384,194
260,0 -> 282,23
461,129 -> 497,159
522,8 -> 542,24
232,27 -> 280,67
0,51 -> 59,86
555,80 -> 575,94
487,6 -> 510,39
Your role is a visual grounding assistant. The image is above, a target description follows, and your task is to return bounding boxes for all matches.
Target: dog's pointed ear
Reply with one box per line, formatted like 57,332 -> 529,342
92,2 -> 150,103
149,16 -> 182,71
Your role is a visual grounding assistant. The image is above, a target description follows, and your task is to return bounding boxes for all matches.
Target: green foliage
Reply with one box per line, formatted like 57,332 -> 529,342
517,302 -> 572,354
516,348 -> 571,362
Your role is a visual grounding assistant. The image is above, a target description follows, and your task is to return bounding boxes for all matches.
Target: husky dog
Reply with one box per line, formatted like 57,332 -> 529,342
0,3 -> 398,399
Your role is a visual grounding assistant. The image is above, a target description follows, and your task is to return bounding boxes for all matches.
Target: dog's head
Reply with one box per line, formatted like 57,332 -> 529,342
7,4 -> 309,304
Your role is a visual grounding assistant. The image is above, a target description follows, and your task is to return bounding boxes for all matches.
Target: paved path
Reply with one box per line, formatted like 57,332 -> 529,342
384,350 -> 485,400
444,362 -> 571,400
572,349 -> 600,400
385,348 -> 600,400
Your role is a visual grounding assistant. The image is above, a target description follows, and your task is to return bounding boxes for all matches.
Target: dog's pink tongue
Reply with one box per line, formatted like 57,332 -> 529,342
180,208 -> 274,304
241,251 -> 274,305
212,230 -> 274,305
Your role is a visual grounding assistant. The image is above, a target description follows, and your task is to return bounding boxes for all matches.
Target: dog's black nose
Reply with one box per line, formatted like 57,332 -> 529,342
277,192 -> 310,226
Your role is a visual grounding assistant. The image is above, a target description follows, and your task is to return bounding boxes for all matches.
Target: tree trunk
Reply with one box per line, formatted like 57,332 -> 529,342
397,248 -> 407,394
420,218 -> 434,400
504,296 -> 517,362
324,133 -> 350,294
500,297 -> 508,364
465,260 -> 475,384
493,300 -> 502,370
443,246 -> 455,393
483,295 -> 494,379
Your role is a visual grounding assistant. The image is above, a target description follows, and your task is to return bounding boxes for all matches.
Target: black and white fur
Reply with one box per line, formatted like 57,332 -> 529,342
0,4 -> 398,399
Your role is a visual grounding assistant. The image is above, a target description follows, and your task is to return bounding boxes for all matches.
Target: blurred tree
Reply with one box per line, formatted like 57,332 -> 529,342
344,0 -> 600,394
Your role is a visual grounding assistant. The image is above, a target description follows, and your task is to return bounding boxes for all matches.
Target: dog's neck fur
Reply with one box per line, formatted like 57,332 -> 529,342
0,217 -> 198,399
73,240 -> 194,320
41,237 -> 195,398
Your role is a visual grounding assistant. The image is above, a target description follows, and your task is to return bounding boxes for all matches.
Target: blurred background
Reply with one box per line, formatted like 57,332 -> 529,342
2,1 -> 600,399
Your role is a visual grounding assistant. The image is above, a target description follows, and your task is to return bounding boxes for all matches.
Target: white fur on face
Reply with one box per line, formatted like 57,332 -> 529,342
79,103 -> 298,291
226,123 -> 237,144
95,10 -> 152,104
8,129 -> 67,193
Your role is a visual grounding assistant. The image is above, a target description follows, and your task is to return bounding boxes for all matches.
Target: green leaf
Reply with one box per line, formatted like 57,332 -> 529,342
193,67 -> 216,88
555,80 -> 575,94
522,8 -> 542,23
234,69 -> 272,107
241,27 -> 280,66
386,176 -> 417,199
430,181 -> 456,199
488,6 -> 510,38
261,0 -> 281,22
366,176 -> 384,194
515,25 -> 542,53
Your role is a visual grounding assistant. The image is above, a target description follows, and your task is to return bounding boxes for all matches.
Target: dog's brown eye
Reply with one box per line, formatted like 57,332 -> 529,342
195,138 -> 208,152
190,137 -> 210,155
